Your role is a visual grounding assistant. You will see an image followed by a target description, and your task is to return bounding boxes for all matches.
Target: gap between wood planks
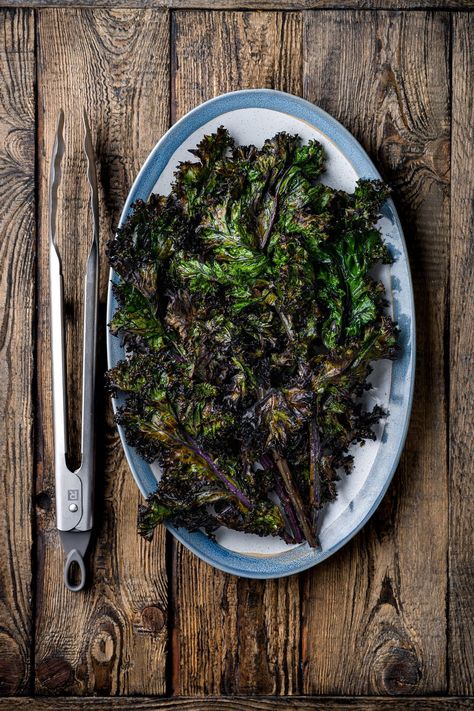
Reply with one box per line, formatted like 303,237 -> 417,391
2,1 -> 474,10
1,696 -> 474,710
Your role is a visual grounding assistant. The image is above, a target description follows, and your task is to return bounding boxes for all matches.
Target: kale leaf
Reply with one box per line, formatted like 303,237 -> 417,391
107,128 -> 397,547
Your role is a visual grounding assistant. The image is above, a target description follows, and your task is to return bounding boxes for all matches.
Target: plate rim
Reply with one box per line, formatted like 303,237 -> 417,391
106,88 -> 416,579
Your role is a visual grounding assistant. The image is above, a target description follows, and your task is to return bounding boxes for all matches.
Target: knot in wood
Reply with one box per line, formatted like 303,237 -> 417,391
381,646 -> 421,695
427,137 -> 450,182
141,605 -> 166,633
91,629 -> 115,663
36,491 -> 51,511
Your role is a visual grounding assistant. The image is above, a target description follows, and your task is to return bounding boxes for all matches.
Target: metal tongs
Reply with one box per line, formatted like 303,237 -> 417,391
49,109 -> 99,592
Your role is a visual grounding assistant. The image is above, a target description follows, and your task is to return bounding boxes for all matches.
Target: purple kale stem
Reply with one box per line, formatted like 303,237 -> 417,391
260,454 -> 303,543
309,417 -> 322,508
271,449 -> 318,548
183,434 -> 253,510
260,452 -> 274,470
273,476 -> 304,544
309,417 -> 322,530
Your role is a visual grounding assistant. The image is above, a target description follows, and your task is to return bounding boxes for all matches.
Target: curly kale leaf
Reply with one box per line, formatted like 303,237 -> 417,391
107,128 -> 398,547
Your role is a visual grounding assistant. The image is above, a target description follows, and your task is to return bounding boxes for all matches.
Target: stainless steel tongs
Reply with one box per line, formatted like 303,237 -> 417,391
49,109 -> 99,592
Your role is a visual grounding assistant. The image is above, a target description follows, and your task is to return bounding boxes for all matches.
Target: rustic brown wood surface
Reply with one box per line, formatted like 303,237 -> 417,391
449,12 -> 474,697
0,7 -> 35,696
3,0 -> 474,11
0,4 -> 472,707
1,696 -> 474,710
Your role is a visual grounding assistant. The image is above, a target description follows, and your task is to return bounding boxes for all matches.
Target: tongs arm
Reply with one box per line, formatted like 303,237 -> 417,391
77,109 -> 99,532
49,111 -> 67,463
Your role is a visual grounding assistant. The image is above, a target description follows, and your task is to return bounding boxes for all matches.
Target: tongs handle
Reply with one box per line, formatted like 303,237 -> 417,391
60,530 -> 91,592
64,549 -> 86,592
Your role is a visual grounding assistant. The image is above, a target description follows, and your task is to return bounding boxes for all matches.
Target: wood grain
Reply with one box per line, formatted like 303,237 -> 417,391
35,9 -> 170,695
302,10 -> 450,694
0,8 -> 35,695
449,12 -> 474,696
1,4 -> 471,703
171,10 -> 302,695
2,1 -> 474,10
1,696 -> 474,710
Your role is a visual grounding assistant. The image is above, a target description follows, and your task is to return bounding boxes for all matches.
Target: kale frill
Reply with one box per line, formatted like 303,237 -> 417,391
106,128 -> 398,547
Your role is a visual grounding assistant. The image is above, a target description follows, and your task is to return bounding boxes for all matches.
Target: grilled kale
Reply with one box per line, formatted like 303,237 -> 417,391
107,128 -> 397,547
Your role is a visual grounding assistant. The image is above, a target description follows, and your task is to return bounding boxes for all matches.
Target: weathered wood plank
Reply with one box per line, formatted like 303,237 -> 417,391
35,9 -> 170,694
171,10 -> 302,695
302,11 -> 450,694
173,10 -> 302,114
1,696 -> 473,710
3,1 -> 474,10
0,8 -> 35,695
449,11 -> 474,696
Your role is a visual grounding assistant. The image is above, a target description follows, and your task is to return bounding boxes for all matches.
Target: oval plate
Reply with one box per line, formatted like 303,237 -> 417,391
107,89 -> 415,578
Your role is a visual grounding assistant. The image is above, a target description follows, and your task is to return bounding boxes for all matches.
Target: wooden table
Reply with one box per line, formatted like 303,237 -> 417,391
1,1 -> 473,708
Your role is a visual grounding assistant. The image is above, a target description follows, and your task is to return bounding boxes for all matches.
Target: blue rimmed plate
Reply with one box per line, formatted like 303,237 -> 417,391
107,89 -> 415,578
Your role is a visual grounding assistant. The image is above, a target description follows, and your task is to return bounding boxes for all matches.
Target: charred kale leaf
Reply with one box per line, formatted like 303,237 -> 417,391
107,128 -> 397,547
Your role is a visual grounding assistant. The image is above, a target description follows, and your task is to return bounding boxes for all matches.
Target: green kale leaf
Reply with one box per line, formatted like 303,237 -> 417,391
107,128 -> 398,547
